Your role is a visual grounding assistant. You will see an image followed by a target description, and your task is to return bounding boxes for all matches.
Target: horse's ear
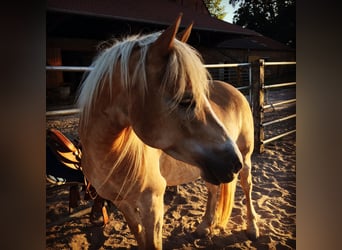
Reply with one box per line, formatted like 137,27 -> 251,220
151,13 -> 182,57
177,22 -> 193,43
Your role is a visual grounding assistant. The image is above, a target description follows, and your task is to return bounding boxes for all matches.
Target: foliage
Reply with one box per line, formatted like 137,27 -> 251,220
203,0 -> 227,20
228,0 -> 296,48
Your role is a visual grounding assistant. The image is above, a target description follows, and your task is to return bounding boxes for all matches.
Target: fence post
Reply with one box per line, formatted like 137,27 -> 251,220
251,59 -> 265,153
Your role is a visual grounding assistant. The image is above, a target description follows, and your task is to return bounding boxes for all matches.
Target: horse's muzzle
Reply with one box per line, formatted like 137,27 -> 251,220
197,147 -> 243,185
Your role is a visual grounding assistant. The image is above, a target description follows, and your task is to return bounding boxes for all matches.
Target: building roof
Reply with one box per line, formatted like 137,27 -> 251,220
47,0 -> 260,37
218,35 -> 294,51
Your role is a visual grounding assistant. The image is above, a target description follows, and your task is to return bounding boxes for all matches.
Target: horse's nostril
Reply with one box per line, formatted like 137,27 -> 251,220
233,157 -> 243,173
236,161 -> 242,172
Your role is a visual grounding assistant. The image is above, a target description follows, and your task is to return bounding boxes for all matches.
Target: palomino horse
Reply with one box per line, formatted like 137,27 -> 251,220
77,14 -> 259,249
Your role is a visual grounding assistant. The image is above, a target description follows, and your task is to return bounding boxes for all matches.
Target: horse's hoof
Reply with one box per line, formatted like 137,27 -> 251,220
195,226 -> 211,237
245,219 -> 259,240
246,226 -> 260,241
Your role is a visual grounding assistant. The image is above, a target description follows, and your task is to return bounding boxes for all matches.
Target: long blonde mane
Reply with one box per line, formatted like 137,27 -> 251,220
76,31 -> 211,199
76,31 -> 211,126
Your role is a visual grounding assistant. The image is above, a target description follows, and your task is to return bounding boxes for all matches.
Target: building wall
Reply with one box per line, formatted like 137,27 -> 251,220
198,47 -> 296,64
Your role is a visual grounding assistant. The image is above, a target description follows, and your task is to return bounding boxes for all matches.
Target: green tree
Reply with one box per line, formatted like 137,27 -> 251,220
203,0 -> 227,20
228,0 -> 295,48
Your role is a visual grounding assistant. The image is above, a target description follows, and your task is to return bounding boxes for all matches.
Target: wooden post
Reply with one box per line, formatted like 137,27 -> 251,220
251,59 -> 265,153
46,47 -> 64,88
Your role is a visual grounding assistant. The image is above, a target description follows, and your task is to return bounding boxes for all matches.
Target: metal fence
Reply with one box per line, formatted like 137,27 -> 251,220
46,60 -> 296,153
251,59 -> 296,153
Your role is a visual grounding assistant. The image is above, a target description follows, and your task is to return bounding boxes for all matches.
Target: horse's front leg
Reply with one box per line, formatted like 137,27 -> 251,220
115,182 -> 166,249
195,182 -> 219,236
239,155 -> 259,240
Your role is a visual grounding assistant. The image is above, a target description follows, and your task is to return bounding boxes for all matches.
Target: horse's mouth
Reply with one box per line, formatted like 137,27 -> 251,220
163,145 -> 242,185
198,154 -> 242,185
200,166 -> 235,185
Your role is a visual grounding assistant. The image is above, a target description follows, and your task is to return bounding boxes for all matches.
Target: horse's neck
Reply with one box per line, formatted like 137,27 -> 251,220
82,109 -> 140,164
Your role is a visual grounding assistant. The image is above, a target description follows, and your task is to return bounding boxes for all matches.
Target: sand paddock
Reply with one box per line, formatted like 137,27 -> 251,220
46,88 -> 296,249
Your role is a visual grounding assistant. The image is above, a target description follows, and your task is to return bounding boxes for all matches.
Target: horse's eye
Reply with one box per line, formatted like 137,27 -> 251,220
179,95 -> 195,110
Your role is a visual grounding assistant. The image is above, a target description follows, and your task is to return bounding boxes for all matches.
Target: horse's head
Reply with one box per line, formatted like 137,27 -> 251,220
127,15 -> 243,185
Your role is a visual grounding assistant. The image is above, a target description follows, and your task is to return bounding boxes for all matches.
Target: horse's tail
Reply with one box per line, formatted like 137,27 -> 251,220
214,177 -> 238,228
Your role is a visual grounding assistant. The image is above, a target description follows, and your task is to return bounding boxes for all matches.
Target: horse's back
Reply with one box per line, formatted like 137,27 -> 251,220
209,80 -> 254,155
209,80 -> 250,117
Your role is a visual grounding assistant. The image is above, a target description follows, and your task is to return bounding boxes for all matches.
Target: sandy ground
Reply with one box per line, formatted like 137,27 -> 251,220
46,88 -> 296,249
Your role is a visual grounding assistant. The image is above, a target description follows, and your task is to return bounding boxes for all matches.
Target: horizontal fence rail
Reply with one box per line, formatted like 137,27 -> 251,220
46,64 -> 251,70
264,61 -> 296,66
46,66 -> 94,72
262,114 -> 296,127
204,63 -> 251,68
46,60 -> 296,153
263,99 -> 296,110
262,129 -> 296,145
263,82 -> 296,89
46,108 -> 80,117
